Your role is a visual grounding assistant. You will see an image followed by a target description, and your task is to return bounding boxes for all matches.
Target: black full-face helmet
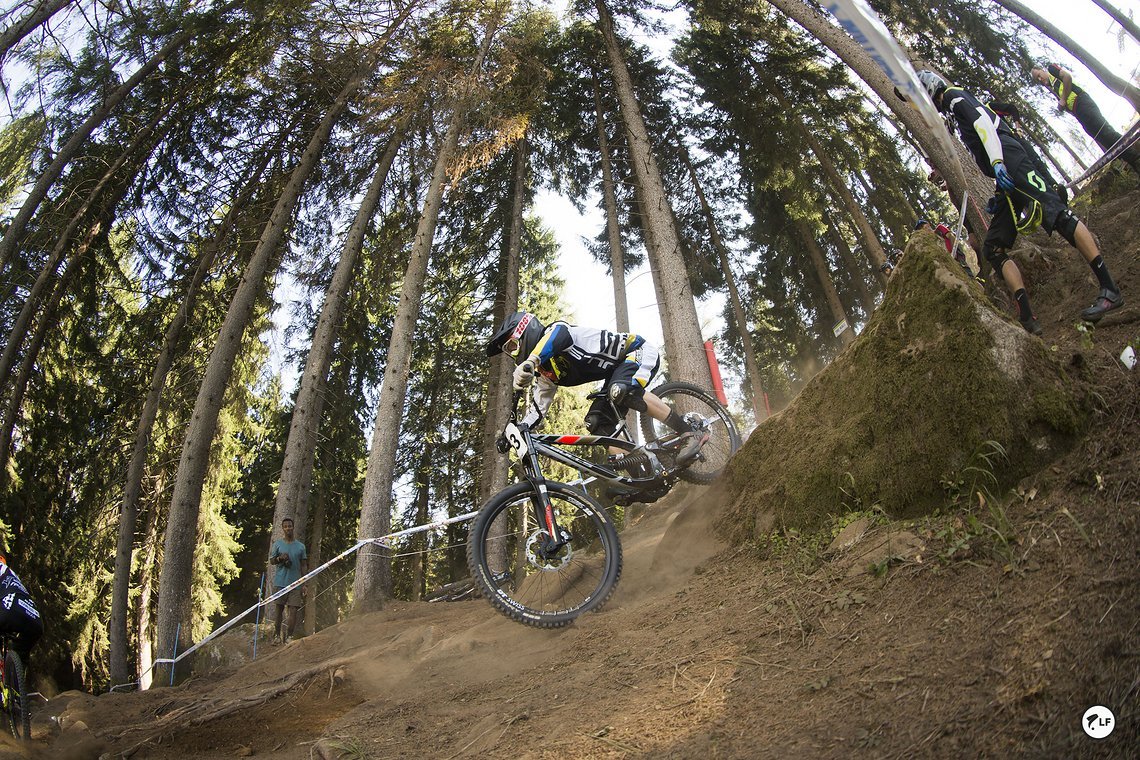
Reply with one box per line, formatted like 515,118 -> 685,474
486,311 -> 545,361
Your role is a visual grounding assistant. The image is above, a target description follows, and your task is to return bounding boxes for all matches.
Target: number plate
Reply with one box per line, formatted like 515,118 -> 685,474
503,423 -> 528,458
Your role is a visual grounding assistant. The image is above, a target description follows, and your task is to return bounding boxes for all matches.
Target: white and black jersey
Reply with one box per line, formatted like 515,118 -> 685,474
522,322 -> 660,426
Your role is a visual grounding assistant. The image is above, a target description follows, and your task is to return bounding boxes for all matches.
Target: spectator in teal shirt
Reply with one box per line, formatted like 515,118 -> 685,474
268,517 -> 307,644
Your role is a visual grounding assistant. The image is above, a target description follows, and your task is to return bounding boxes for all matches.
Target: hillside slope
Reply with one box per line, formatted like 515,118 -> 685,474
18,183 -> 1140,760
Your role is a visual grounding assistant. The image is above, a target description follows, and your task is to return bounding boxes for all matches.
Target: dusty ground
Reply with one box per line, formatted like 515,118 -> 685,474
7,182 -> 1138,759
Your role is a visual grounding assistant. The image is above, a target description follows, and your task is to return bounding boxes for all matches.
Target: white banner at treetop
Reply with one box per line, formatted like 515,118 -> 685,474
824,0 -> 958,160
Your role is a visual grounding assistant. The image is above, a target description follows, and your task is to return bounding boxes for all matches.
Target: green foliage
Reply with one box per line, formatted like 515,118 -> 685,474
0,114 -> 45,208
674,0 -> 930,384
932,440 -> 1020,565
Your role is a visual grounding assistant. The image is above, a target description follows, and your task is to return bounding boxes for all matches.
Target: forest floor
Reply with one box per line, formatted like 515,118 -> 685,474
7,181 -> 1140,759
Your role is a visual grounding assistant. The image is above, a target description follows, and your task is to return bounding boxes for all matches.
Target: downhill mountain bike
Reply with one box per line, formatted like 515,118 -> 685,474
467,381 -> 740,628
0,636 -> 29,740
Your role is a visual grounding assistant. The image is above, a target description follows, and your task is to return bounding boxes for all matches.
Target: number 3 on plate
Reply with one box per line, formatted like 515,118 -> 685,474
503,423 -> 528,458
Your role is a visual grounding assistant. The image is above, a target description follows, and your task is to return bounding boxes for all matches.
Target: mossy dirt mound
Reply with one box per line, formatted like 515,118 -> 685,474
719,230 -> 1089,544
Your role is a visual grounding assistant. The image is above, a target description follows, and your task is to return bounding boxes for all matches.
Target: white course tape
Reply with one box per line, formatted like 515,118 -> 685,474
824,0 -> 959,160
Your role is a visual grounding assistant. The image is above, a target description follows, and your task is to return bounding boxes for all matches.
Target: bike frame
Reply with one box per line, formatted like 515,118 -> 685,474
506,389 -> 693,549
504,392 -> 666,549
507,424 -> 633,548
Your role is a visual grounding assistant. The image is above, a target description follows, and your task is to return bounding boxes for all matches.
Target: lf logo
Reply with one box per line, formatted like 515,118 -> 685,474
1082,706 -> 1115,739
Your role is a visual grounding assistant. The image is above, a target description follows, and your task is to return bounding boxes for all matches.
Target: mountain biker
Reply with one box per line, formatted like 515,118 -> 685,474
1030,63 -> 1140,175
915,70 -> 1124,334
486,312 -> 708,466
984,101 -> 1069,205
0,553 -> 43,663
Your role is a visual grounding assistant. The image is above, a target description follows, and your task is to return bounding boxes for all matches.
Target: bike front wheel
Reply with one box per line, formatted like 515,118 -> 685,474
641,381 -> 741,484
3,650 -> 28,740
467,481 -> 622,628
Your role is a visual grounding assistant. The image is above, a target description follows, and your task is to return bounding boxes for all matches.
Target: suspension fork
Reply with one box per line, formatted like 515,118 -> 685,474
519,441 -> 565,547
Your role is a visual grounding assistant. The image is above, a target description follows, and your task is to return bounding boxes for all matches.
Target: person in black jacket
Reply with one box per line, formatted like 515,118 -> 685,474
0,554 -> 42,662
915,70 -> 1124,334
1031,63 -> 1140,174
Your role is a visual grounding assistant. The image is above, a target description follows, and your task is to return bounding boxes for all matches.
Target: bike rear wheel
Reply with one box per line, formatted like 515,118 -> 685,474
3,650 -> 28,740
641,381 -> 741,484
467,481 -> 622,628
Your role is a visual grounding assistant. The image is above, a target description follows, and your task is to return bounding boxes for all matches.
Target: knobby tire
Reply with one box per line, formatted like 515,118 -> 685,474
641,381 -> 741,484
3,650 -> 28,740
467,481 -> 622,628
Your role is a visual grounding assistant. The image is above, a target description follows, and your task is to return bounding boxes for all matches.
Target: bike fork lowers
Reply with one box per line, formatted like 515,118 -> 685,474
521,447 -> 566,551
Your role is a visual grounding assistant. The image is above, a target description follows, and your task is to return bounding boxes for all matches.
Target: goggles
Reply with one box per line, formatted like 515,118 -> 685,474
502,313 -> 533,358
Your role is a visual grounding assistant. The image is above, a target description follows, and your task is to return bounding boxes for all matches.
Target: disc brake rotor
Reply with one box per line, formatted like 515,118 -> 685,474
525,530 -> 573,571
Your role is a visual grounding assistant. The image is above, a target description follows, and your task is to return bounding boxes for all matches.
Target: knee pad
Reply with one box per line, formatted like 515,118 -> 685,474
585,411 -> 617,436
622,392 -> 647,413
984,246 -> 1010,271
1054,208 -> 1079,245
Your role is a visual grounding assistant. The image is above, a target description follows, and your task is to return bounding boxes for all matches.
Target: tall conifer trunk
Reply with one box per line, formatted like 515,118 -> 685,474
303,490 -> 325,636
1089,0 -> 1140,44
478,136 -> 526,511
268,118 -> 409,557
353,17 -> 500,613
594,0 -> 711,387
754,64 -> 890,275
0,0 -> 73,63
592,72 -> 629,332
108,148 -> 275,685
794,220 -> 854,348
673,134 -> 768,421
824,222 -> 874,317
137,469 -> 166,691
154,57 -> 378,682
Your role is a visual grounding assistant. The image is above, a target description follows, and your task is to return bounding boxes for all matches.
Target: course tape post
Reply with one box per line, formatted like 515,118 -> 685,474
138,510 -> 479,688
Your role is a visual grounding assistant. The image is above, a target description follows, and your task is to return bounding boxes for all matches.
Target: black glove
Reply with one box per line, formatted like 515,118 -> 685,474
985,195 -> 1000,215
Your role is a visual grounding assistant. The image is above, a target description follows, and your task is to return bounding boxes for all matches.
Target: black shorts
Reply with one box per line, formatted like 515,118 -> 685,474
985,134 -> 1068,252
583,357 -> 659,436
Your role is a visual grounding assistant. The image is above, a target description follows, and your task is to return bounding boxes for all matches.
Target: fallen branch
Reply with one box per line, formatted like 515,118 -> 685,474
112,656 -> 354,755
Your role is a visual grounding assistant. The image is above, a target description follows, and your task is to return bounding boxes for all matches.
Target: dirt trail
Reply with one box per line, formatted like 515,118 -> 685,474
22,183 -> 1140,759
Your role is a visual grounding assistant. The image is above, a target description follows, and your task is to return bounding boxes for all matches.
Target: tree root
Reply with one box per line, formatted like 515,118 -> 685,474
110,656 -> 354,756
